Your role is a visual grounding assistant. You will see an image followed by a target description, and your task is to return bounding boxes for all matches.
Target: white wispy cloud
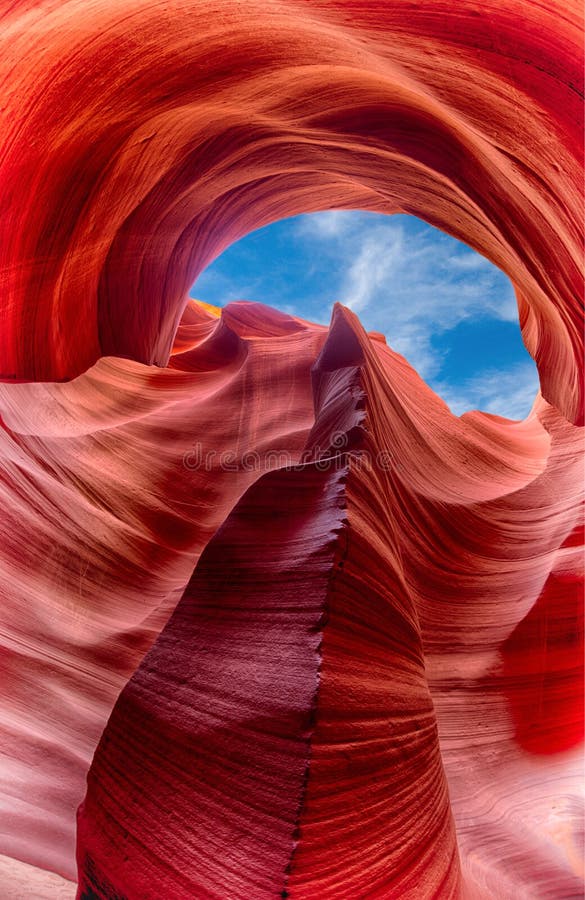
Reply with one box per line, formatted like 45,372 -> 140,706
434,362 -> 539,420
446,252 -> 492,273
195,209 -> 537,419
294,211 -> 523,391
193,267 -> 260,305
344,227 -> 406,313
296,210 -> 353,239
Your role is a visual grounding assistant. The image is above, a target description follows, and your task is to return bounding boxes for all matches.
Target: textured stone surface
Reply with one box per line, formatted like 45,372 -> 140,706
77,308 -> 583,897
0,0 -> 582,897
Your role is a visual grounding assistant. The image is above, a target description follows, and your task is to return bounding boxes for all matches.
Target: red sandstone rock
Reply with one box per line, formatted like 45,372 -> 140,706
0,302 -> 324,881
77,309 -> 462,898
75,307 -> 583,898
0,0 -> 582,897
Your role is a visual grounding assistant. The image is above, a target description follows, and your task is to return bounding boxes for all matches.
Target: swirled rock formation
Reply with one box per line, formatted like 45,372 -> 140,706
74,306 -> 583,899
0,0 -> 583,898
0,301 -> 325,882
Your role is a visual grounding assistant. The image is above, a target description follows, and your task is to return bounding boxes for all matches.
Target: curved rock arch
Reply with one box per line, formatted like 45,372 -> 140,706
0,0 -> 582,423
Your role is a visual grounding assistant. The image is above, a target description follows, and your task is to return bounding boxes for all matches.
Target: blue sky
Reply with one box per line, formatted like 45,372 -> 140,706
190,211 -> 539,419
